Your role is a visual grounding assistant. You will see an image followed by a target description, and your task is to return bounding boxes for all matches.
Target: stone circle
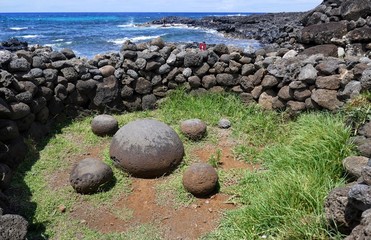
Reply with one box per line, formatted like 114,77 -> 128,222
70,158 -> 113,194
91,114 -> 118,136
109,119 -> 184,178
180,119 -> 207,140
182,163 -> 218,196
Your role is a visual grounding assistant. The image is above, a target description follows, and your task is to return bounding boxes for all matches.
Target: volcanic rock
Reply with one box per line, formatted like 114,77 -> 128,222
325,184 -> 362,235
91,115 -> 118,136
343,156 -> 370,179
180,119 -> 207,140
70,158 -> 113,194
348,184 -> 371,211
0,214 -> 28,240
109,119 -> 184,178
182,163 -> 218,197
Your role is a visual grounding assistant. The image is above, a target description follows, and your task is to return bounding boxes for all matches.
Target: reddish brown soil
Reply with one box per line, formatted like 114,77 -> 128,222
52,129 -> 255,239
193,129 -> 259,171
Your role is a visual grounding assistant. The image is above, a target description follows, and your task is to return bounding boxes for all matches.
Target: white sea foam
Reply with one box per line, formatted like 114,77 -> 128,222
20,35 -> 39,39
65,42 -> 72,45
53,39 -> 64,42
118,18 -> 135,28
108,34 -> 165,45
44,43 -> 56,48
9,27 -> 28,31
117,23 -> 135,28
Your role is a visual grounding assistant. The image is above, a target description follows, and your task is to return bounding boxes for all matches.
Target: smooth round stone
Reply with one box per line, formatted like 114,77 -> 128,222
91,115 -> 118,136
182,163 -> 218,197
218,118 -> 231,129
109,119 -> 184,178
180,119 -> 207,140
70,158 -> 113,194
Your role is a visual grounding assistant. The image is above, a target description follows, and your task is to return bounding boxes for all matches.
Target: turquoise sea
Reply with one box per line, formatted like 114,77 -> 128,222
0,12 -> 260,58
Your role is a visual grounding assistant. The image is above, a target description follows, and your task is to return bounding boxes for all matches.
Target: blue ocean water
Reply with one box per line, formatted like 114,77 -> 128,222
0,12 -> 260,58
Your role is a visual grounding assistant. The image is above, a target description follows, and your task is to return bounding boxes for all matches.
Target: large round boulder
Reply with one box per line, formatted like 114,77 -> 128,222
182,163 -> 218,197
109,119 -> 184,178
180,119 -> 207,140
70,158 -> 113,194
91,115 -> 118,137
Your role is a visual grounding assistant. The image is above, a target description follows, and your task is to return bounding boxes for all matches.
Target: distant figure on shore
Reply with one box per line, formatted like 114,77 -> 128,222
199,41 -> 206,51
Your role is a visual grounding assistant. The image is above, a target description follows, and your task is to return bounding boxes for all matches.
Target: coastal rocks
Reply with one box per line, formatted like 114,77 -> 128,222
340,0 -> 371,21
69,158 -> 113,194
109,119 -> 184,178
300,22 -> 348,45
99,65 -> 115,77
0,51 -> 12,66
300,44 -> 339,57
91,114 -> 118,136
182,163 -> 218,196
180,119 -> 207,140
8,58 -> 30,73
0,38 -> 28,52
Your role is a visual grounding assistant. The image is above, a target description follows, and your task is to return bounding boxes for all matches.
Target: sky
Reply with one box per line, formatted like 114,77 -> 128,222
0,0 -> 323,13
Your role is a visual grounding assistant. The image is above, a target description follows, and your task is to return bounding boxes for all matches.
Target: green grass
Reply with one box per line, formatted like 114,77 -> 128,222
8,89 -> 354,239
204,113 -> 353,240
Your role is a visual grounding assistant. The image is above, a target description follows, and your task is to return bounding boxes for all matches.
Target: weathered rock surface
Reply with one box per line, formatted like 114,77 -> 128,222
91,115 -> 118,136
180,119 -> 207,140
110,119 -> 184,178
70,158 -> 113,194
182,163 -> 218,196
343,156 -> 370,179
325,184 -> 362,234
0,214 -> 28,240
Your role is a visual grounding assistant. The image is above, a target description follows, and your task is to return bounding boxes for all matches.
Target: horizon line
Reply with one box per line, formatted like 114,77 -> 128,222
0,11 -> 300,14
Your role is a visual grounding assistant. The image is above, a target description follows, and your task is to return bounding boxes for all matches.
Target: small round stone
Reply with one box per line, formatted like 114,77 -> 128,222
183,163 -> 218,197
218,118 -> 231,129
91,115 -> 118,136
110,119 -> 184,178
180,119 -> 207,140
70,158 -> 113,194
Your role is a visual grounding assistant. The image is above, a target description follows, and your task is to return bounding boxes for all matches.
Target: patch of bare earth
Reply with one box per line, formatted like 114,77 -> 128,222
50,128 -> 257,239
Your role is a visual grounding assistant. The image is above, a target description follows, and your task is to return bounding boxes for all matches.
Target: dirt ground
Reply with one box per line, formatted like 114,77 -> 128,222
49,129 -> 259,239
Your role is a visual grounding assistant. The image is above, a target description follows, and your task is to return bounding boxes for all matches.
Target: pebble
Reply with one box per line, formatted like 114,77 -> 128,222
218,118 -> 231,129
58,205 -> 66,213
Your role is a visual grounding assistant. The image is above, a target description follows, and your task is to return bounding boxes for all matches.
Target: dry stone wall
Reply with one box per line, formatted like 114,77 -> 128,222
0,37 -> 370,238
0,38 -> 371,174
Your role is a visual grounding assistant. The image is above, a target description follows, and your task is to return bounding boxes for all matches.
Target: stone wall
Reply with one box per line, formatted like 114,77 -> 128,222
0,35 -> 370,240
0,38 -> 371,176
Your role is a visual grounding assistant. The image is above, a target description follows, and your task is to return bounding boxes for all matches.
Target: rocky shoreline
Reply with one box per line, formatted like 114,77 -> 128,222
0,0 -> 370,239
149,12 -> 304,45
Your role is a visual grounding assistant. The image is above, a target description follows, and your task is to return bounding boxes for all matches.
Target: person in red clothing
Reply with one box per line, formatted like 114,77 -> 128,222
199,41 -> 206,51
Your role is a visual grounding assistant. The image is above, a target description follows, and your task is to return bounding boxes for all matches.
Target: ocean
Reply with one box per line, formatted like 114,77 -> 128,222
0,12 -> 260,58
